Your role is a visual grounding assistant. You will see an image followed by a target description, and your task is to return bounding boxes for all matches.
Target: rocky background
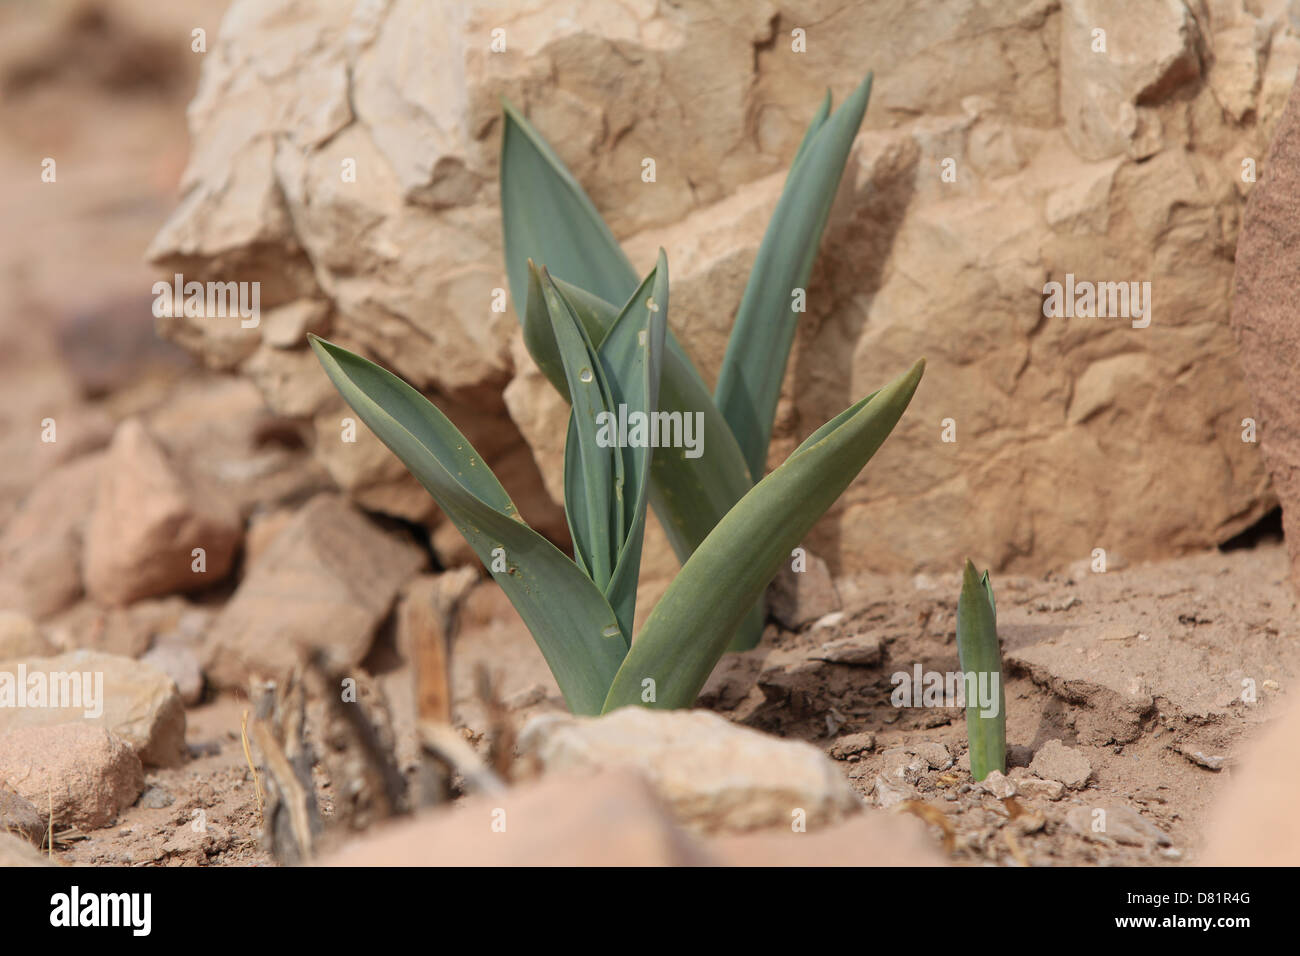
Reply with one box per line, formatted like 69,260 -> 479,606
148,0 -> 1295,606
2,0 -> 1299,869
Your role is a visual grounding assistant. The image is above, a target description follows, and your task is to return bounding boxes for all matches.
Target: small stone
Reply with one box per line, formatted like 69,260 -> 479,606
812,633 -> 882,666
975,770 -> 1016,799
809,611 -> 846,633
0,725 -> 144,830
0,787 -> 44,845
873,775 -> 914,809
1015,776 -> 1065,800
828,731 -> 876,760
881,749 -> 928,784
1029,739 -> 1093,790
137,786 -> 175,809
1177,745 -> 1225,771
1066,804 -> 1171,847
909,742 -> 953,771
768,552 -> 841,629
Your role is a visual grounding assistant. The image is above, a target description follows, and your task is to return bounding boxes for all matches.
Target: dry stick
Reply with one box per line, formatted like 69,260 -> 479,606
249,718 -> 315,862
240,709 -> 265,827
411,568 -> 481,803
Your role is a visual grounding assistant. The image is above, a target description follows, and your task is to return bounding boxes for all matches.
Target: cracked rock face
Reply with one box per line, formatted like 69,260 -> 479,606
150,0 -> 1293,583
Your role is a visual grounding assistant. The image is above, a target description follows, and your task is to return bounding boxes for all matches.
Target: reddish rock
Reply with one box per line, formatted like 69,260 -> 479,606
1231,78 -> 1300,589
0,454 -> 101,619
0,725 -> 144,830
82,419 -> 242,606
318,772 -> 711,866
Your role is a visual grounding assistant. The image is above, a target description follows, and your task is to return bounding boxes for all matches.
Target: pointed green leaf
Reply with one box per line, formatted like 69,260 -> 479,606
957,561 -> 1006,781
603,357 -> 924,711
715,73 -> 874,480
542,271 -> 624,590
501,98 -> 638,316
523,263 -> 622,396
308,335 -> 625,715
598,251 -> 668,641
789,88 -> 832,171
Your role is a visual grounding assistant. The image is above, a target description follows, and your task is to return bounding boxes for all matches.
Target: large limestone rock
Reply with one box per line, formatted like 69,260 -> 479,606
149,0 -> 1292,583
1231,78 -> 1300,589
517,707 -> 862,833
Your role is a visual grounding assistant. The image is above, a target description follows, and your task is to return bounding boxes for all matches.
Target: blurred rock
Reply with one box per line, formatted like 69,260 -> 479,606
1231,77 -> 1300,591
44,595 -> 205,660
0,724 -> 144,830
0,786 -> 43,845
319,772 -> 711,866
203,494 -> 426,687
709,810 -> 948,865
1202,697 -> 1300,865
0,612 -> 51,660
0,454 -> 101,619
0,650 -> 186,767
83,419 -> 242,606
518,707 -> 862,833
140,637 -> 204,707
0,830 -> 52,867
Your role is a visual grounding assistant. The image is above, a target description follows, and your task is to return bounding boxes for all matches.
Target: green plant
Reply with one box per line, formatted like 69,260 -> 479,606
308,77 -> 925,715
500,74 -> 875,650
956,561 -> 1007,780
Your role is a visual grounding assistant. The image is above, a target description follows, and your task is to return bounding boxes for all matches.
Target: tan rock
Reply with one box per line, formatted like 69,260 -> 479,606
82,419 -> 242,606
1029,739 -> 1094,790
709,809 -> 948,865
0,830 -> 53,867
1231,77 -> 1300,590
1201,697 -> 1300,865
318,771 -> 712,866
0,650 -> 186,767
0,725 -> 144,830
0,613 -> 51,660
769,551 -> 842,630
203,494 -> 426,688
148,0 -> 1287,580
0,786 -> 43,846
0,454 -> 101,619
518,707 -> 862,833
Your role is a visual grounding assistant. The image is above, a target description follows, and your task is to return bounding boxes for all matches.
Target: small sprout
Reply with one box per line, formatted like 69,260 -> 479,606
956,561 -> 1006,781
